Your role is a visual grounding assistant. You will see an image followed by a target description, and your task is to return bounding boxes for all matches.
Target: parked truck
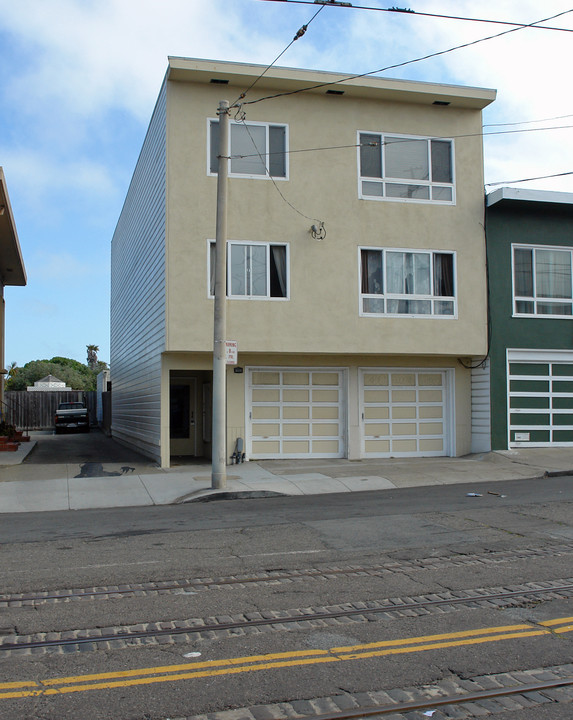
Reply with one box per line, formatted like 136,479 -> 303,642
54,402 -> 90,433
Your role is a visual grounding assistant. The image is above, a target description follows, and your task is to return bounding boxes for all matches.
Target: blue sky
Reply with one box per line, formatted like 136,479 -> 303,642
1,0 -> 572,367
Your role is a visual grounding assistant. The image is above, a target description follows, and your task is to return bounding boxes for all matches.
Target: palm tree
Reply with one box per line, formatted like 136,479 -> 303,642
86,345 -> 99,370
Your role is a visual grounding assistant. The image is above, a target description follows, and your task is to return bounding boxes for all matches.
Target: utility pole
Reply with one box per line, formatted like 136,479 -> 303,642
212,100 -> 230,489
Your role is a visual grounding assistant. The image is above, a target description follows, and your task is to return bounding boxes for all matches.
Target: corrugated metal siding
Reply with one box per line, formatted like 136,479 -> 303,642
471,358 -> 491,453
110,82 -> 167,462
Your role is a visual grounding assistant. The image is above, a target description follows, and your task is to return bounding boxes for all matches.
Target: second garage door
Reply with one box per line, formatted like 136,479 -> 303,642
247,368 -> 346,459
360,368 -> 452,457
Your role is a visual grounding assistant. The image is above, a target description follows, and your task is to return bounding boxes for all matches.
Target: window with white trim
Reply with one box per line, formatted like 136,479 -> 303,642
209,119 -> 287,179
359,132 -> 454,203
209,241 -> 289,299
360,248 -> 455,316
513,244 -> 573,317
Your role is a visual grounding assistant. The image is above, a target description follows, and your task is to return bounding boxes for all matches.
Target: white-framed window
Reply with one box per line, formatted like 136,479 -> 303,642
208,119 -> 288,179
209,241 -> 289,300
358,132 -> 454,204
513,244 -> 573,317
359,247 -> 456,317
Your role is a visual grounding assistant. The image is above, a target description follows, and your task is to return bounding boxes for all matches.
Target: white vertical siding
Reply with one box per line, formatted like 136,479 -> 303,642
471,358 -> 491,453
110,82 -> 167,462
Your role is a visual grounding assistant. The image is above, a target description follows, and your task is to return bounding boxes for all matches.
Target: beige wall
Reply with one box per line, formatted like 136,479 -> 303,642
165,75 -> 489,358
161,351 -> 472,467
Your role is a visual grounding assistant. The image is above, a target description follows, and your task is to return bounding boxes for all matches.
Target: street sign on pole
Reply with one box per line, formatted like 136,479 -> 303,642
225,340 -> 238,365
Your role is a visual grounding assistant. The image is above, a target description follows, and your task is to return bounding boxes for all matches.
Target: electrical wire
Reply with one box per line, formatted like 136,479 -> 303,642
238,118 -> 325,226
232,2 -> 326,106
241,9 -> 573,106
486,171 -> 573,186
484,113 -> 573,127
259,0 -> 573,33
228,123 -> 573,164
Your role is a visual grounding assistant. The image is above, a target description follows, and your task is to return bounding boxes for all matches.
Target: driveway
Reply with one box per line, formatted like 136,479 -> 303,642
0,429 -> 163,482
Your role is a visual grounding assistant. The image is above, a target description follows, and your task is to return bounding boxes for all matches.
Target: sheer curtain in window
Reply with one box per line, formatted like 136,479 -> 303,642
271,245 -> 287,297
536,249 -> 572,299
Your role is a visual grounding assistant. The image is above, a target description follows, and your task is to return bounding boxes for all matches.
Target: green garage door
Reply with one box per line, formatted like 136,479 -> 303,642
508,354 -> 573,446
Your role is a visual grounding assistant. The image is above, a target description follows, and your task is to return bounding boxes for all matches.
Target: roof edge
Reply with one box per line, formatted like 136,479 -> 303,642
166,57 -> 496,109
0,167 -> 26,287
487,187 -> 573,208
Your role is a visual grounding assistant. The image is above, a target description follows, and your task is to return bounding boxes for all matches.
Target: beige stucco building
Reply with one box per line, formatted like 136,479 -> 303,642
0,168 -> 26,405
111,58 -> 496,468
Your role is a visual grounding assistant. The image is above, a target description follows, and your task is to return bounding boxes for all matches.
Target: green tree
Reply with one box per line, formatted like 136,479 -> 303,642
5,356 -> 108,392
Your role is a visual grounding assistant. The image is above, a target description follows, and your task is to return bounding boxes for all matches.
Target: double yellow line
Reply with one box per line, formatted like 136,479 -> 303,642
2,616 -> 572,700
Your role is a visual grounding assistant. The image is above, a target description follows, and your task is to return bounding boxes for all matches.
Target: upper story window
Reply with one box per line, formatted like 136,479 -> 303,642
360,247 -> 456,317
359,132 -> 454,204
209,119 -> 288,179
513,244 -> 573,317
209,241 -> 289,300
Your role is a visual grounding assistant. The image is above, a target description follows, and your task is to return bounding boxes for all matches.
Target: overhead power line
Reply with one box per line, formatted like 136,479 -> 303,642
233,2 -> 327,105
229,123 -> 573,164
259,0 -> 573,33
484,113 -> 573,127
241,9 -> 573,106
486,171 -> 573,186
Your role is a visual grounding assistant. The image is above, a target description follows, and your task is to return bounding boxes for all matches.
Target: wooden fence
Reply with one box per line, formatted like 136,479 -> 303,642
2,391 -> 98,430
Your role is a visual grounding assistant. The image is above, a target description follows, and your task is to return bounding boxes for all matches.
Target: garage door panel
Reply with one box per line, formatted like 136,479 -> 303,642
283,440 -> 310,454
419,390 -> 442,402
553,364 -> 573,376
283,389 -> 309,402
313,373 -> 340,385
419,406 -> 443,418
553,396 -> 573,409
510,396 -> 549,409
554,429 -> 573,441
252,372 -> 280,384
553,380 -> 573,393
553,413 -> 573,425
252,440 -> 280,454
312,406 -> 339,419
392,390 -> 417,402
252,406 -> 280,420
366,439 -> 390,452
392,406 -> 416,419
511,379 -> 549,393
254,423 -> 280,436
393,439 -> 417,452
283,372 -> 308,385
392,422 -> 417,435
283,423 -> 310,436
361,368 -> 449,458
312,389 -> 339,402
248,368 -> 345,459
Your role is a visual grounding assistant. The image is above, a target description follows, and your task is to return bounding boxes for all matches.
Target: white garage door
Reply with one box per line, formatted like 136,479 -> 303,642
360,368 -> 451,457
247,368 -> 346,458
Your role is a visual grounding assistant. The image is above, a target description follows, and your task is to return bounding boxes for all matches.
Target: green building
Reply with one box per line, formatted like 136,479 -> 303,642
484,187 -> 573,450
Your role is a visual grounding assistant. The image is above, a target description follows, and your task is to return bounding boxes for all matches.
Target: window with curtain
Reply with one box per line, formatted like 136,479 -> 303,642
513,244 -> 573,316
209,120 -> 287,178
359,248 -> 455,317
359,132 -> 454,203
209,241 -> 288,299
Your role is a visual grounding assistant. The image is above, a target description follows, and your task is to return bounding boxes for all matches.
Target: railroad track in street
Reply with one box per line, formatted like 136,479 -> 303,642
3,541 -> 573,607
2,578 -> 572,655
176,666 -> 573,720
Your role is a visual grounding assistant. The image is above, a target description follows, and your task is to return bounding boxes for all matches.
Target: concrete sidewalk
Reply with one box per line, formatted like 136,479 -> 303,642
0,435 -> 572,513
